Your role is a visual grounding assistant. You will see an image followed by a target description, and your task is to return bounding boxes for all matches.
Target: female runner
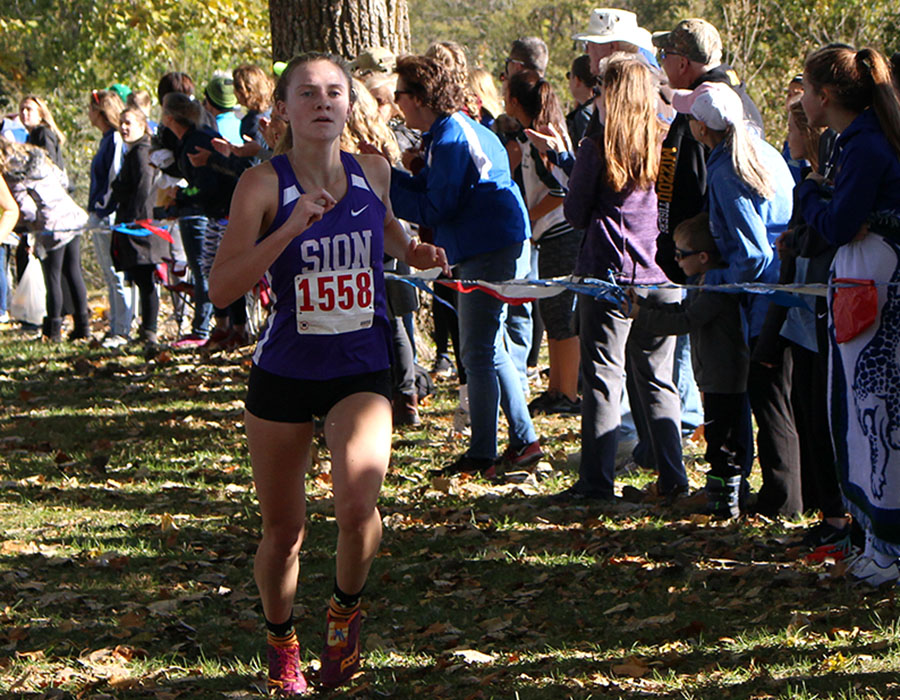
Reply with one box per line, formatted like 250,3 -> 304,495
208,53 -> 447,695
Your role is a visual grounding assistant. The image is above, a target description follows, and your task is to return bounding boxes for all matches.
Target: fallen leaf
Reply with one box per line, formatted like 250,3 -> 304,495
452,649 -> 494,664
612,656 -> 649,678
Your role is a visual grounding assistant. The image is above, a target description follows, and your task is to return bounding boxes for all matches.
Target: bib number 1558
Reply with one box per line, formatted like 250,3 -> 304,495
294,269 -> 374,334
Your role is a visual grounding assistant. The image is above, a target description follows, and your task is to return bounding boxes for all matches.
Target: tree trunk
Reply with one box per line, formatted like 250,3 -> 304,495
269,0 -> 410,62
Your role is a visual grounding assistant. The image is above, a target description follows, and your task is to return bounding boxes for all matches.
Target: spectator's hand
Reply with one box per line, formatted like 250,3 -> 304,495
359,141 -> 391,163
187,147 -> 211,167
505,139 -> 522,172
524,123 -> 566,155
624,288 -> 640,318
405,239 -> 450,276
400,146 -> 423,172
260,115 -> 288,150
232,138 -> 263,159
775,229 -> 792,259
210,138 -> 234,157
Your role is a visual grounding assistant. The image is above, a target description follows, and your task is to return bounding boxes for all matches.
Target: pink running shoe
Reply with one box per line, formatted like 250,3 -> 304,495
171,332 -> 207,349
319,600 -> 362,687
266,634 -> 308,696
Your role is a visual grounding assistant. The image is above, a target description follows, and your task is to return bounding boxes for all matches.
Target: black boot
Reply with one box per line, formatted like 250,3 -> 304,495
42,317 -> 63,343
704,474 -> 742,519
392,392 -> 421,427
69,313 -> 90,341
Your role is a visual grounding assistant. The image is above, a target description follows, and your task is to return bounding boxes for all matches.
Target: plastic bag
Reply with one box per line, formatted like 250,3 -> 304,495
9,254 -> 46,326
832,278 -> 877,343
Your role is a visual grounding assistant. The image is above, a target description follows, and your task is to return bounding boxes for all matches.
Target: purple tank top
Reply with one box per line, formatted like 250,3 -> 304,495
252,152 -> 391,380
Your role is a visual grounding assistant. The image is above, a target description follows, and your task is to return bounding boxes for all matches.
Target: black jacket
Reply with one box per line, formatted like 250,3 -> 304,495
112,134 -> 154,223
655,65 -> 764,282
27,124 -> 65,173
174,124 -> 238,218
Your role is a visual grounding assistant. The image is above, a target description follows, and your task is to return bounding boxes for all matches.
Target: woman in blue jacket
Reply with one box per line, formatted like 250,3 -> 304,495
389,55 -> 541,475
672,81 -> 799,517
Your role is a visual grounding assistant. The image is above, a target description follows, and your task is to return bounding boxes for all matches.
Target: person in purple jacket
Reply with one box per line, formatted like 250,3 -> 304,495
553,53 -> 686,505
208,53 -> 447,694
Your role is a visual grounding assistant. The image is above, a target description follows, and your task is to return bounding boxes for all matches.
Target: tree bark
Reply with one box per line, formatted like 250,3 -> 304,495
269,0 -> 410,61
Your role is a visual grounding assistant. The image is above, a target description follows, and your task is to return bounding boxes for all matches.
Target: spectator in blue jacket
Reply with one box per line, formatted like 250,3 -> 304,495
389,55 -> 542,475
672,81 -> 800,517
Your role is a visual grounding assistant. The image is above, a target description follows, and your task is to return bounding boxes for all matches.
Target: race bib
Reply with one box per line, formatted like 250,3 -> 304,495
294,268 -> 374,335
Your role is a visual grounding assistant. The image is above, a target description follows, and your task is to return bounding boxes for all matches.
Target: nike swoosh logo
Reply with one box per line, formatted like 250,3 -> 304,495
350,205 -> 369,217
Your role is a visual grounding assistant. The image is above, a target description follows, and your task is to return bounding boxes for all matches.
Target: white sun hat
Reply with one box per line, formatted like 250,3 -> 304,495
573,8 -> 643,46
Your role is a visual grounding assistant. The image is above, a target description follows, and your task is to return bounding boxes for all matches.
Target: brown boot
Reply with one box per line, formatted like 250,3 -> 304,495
392,392 -> 421,427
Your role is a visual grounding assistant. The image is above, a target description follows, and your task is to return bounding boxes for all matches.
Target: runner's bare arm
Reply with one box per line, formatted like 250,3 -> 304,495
356,153 -> 449,275
208,163 -> 337,307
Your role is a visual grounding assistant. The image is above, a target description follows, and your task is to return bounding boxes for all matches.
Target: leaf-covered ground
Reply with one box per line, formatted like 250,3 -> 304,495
1,320 -> 899,699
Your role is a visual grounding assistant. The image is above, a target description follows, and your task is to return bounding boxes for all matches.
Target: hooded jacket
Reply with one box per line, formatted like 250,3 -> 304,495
797,109 -> 900,246
4,146 -> 87,255
655,64 -> 764,282
703,135 -> 794,337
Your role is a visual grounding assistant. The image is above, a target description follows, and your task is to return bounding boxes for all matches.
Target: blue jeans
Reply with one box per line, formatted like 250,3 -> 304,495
457,241 -> 537,460
179,216 -> 213,337
90,221 -> 133,336
504,242 -> 535,393
675,333 -> 703,433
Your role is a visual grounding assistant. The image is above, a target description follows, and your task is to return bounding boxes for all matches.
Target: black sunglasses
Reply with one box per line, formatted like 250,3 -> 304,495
659,48 -> 684,60
674,246 -> 710,261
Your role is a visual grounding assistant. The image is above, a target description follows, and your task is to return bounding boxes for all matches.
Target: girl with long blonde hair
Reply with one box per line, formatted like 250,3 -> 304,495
554,53 -> 688,504
19,95 -> 66,172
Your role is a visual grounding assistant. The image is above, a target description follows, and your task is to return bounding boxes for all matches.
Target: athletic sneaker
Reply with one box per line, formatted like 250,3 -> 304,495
171,332 -> 208,349
101,334 -> 128,349
802,520 -> 851,550
497,440 -> 544,468
541,394 -> 581,415
431,454 -> 495,477
266,633 -> 308,696
431,354 -> 454,377
847,555 -> 900,587
320,600 -> 362,688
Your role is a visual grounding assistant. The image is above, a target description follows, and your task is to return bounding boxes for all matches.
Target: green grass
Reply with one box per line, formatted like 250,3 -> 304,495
1,324 -> 899,698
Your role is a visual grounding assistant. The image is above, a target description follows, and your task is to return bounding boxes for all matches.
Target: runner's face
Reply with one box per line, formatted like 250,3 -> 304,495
282,60 -> 351,140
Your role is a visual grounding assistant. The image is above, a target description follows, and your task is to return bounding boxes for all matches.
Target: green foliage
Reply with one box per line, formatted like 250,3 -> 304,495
0,0 -> 271,203
409,0 -> 690,89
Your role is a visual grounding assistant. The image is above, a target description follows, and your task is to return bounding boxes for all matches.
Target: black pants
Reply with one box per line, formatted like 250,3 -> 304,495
129,265 -> 160,334
214,299 -> 247,326
703,392 -> 753,479
432,280 -> 466,383
41,237 -> 88,321
791,343 -> 843,516
747,340 -> 802,518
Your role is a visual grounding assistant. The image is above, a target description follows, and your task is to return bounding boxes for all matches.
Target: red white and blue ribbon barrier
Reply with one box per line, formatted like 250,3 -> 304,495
386,269 -> 836,311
